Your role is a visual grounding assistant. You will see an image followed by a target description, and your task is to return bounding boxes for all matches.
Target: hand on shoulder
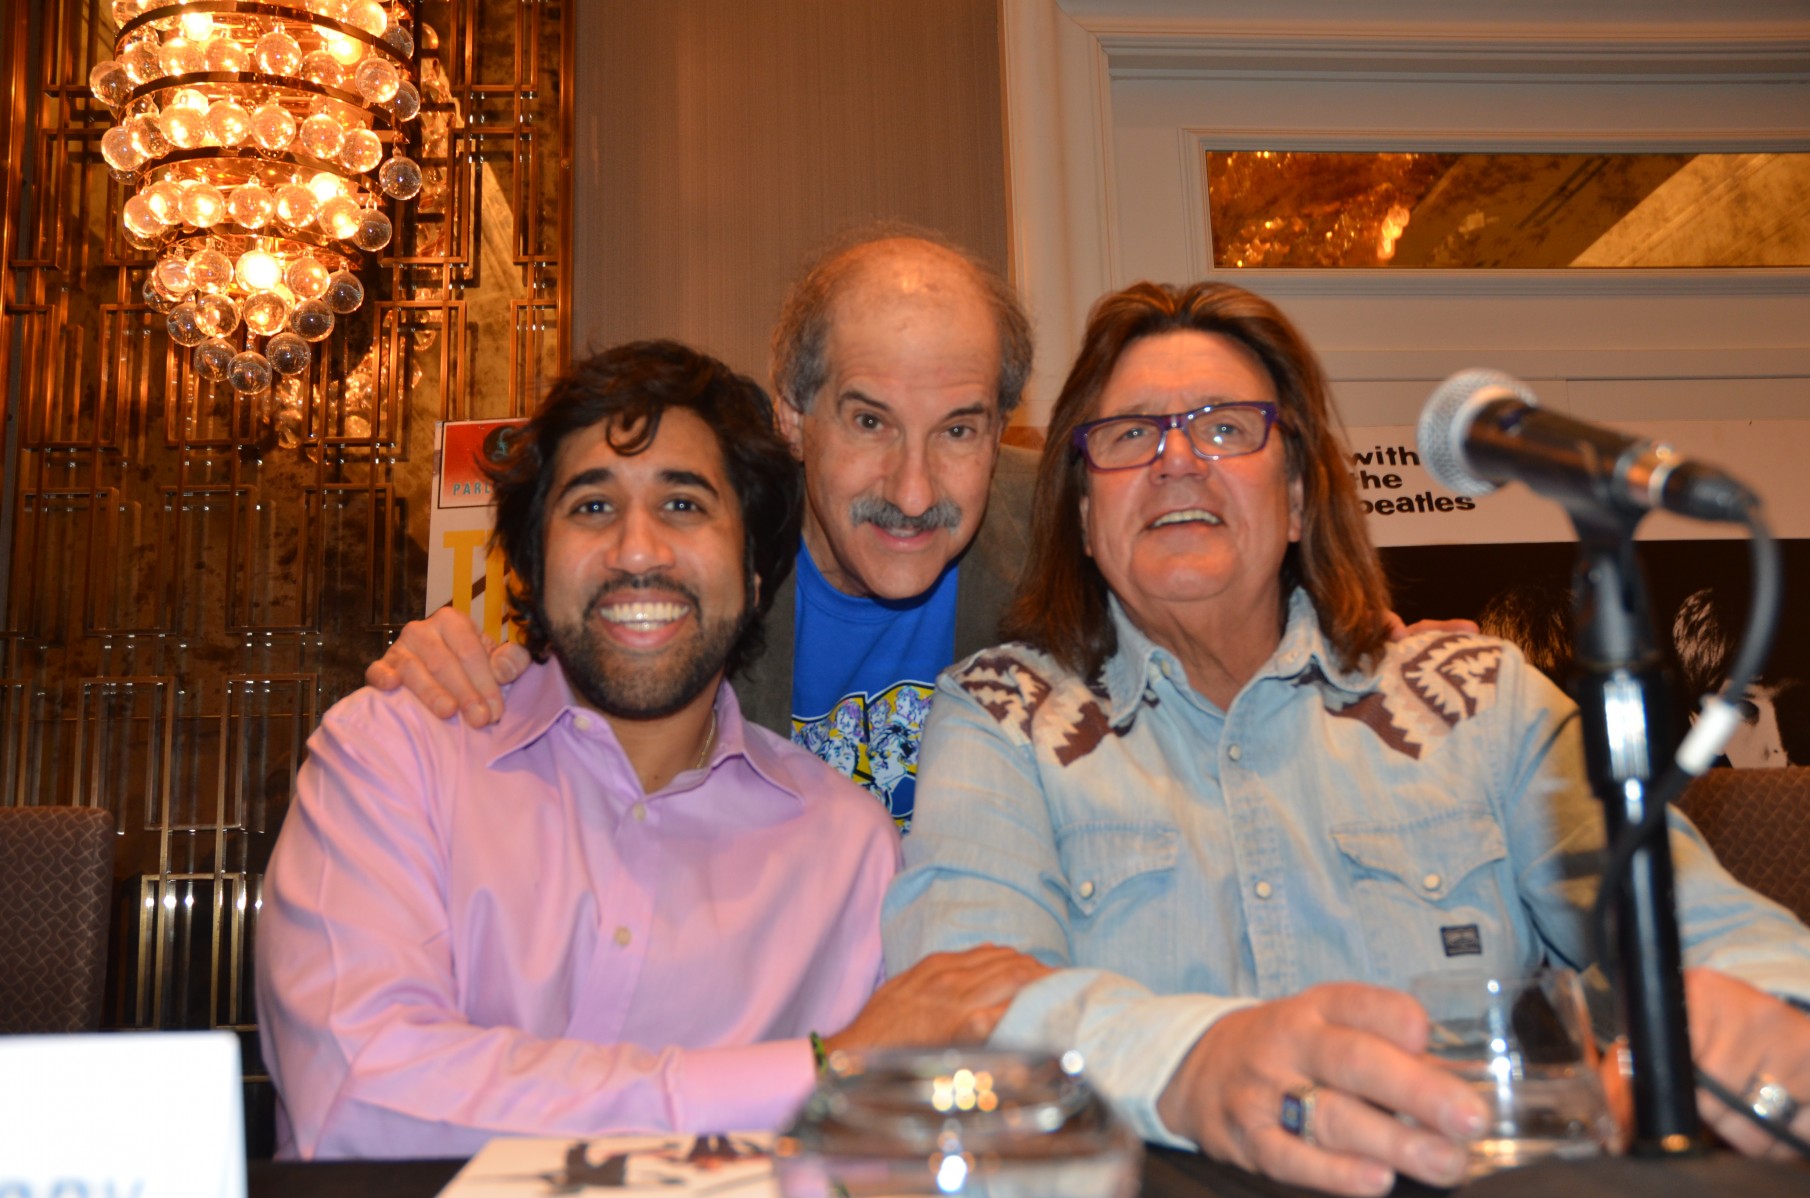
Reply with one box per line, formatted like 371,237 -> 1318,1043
365,605 -> 529,727
1384,611 -> 1480,642
823,945 -> 1052,1055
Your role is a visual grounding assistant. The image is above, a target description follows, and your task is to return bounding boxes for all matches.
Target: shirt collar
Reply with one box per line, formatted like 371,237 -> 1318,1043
483,656 -> 804,805
1101,588 -> 1373,725
1263,588 -> 1375,694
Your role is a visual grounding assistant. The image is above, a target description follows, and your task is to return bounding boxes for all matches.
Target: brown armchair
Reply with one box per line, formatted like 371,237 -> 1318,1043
1677,767 -> 1810,927
0,806 -> 116,1033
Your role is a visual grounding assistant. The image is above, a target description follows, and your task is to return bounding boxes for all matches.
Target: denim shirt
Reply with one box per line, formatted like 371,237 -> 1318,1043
883,590 -> 1810,1146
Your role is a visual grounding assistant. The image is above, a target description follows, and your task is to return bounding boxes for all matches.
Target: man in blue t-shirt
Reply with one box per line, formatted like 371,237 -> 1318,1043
370,232 -> 1039,829
786,536 -> 956,827
761,234 -> 1035,828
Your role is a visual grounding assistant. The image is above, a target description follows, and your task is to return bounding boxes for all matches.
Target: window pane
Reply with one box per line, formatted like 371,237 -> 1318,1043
1205,151 -> 1810,268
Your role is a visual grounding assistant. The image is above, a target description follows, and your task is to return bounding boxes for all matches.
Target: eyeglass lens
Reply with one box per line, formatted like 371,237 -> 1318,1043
1083,404 -> 1271,469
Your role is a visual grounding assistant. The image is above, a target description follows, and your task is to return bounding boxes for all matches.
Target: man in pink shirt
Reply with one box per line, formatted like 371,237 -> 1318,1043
255,340 -> 1044,1160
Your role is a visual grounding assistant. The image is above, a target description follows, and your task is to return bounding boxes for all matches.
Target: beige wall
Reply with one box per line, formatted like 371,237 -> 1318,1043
571,0 -> 1010,391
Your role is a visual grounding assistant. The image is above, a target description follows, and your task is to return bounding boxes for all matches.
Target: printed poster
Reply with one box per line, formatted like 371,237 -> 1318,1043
1342,419 -> 1810,547
426,418 -> 527,639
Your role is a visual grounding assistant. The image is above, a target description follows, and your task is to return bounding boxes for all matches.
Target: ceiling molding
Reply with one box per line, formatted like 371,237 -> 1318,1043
1092,32 -> 1810,82
1054,3 -> 1810,82
1181,127 -> 1810,154
1204,268 -> 1810,299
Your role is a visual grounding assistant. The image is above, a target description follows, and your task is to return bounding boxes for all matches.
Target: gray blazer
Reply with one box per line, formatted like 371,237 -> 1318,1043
734,444 -> 1039,737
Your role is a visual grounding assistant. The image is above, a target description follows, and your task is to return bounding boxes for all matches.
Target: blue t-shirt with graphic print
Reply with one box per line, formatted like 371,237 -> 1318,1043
789,540 -> 959,831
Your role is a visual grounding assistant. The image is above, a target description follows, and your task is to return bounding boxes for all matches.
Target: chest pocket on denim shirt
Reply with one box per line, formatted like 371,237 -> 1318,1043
1330,808 -> 1518,983
1052,821 -> 1178,921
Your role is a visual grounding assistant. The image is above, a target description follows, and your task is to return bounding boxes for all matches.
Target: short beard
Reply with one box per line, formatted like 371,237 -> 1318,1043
848,494 -> 963,535
549,570 -> 755,721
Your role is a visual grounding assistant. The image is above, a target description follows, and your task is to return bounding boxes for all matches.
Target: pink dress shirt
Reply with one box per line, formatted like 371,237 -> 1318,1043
255,659 -> 899,1160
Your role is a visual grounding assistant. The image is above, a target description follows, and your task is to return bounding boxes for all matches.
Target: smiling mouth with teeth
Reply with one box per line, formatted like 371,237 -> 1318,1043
596,600 -> 690,630
1150,509 -> 1223,528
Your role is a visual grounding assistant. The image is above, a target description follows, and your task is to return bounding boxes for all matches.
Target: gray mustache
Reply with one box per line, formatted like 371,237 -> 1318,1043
848,496 -> 963,535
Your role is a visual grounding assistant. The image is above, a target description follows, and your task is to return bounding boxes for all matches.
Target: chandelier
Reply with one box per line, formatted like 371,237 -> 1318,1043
90,0 -> 425,395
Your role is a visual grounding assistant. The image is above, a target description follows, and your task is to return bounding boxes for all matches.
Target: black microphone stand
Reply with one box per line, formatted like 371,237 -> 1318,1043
1565,510 -> 1701,1156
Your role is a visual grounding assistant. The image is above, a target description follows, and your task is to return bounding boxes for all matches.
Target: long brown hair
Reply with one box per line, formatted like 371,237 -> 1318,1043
1001,282 -> 1391,680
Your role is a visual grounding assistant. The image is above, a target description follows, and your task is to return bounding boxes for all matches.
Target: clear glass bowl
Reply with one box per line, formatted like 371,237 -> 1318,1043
774,1047 -> 1142,1198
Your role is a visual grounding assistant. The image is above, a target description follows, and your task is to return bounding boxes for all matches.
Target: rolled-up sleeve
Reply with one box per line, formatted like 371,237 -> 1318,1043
1498,664 -> 1810,1008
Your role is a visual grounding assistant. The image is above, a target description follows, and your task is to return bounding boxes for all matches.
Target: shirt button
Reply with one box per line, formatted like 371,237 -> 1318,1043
632,802 -> 647,822
1078,880 -> 1096,899
614,926 -> 632,947
1254,880 -> 1273,899
1422,873 -> 1442,892
1227,744 -> 1242,761
1160,661 -> 1173,679
573,714 -> 592,732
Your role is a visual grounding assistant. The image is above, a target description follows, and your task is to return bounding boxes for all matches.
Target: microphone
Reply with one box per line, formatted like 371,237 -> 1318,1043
1417,368 -> 1756,524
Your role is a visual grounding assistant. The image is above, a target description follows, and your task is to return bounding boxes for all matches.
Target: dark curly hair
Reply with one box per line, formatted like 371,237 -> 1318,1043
488,340 -> 802,678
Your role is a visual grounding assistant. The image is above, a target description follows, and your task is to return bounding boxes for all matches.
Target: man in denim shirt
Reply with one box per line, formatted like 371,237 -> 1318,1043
885,281 -> 1810,1196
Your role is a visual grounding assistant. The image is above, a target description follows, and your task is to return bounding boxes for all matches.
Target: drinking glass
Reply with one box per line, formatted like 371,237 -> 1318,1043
774,1046 -> 1141,1198
1411,967 -> 1617,1179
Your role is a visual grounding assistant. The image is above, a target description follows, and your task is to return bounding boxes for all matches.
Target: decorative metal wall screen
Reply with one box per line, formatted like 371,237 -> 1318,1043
0,0 -> 568,1086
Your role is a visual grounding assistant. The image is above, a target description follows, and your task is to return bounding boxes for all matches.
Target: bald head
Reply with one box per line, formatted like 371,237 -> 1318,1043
770,231 -> 1033,419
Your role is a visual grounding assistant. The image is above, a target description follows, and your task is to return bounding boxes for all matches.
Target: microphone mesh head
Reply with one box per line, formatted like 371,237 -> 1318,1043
1417,368 -> 1539,497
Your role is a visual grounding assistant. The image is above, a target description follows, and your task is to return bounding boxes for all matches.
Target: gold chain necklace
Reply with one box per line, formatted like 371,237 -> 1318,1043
693,707 -> 718,772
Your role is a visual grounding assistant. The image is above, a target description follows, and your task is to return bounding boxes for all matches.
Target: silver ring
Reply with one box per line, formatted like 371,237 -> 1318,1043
1744,1073 -> 1801,1126
1280,1083 -> 1320,1145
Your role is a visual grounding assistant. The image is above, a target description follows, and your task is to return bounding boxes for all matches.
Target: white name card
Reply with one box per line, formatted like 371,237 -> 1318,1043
0,1031 -> 246,1198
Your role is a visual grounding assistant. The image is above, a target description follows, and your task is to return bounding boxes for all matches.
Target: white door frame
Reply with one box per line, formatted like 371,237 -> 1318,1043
1000,0 -> 1810,423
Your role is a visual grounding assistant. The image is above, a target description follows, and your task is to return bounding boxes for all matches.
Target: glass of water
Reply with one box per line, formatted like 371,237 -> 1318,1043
1411,967 -> 1617,1179
773,1046 -> 1141,1198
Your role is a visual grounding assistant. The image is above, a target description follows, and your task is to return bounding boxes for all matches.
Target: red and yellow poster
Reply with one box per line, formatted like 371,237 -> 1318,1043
426,418 -> 526,641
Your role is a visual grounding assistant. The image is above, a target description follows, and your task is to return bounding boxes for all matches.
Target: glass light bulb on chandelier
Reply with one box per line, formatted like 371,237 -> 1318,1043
285,256 -> 330,299
237,249 -> 284,292
193,337 -> 235,381
378,155 -> 421,200
289,297 -> 336,341
122,194 -> 168,239
228,184 -> 277,229
274,184 -> 319,228
195,293 -> 240,337
207,101 -> 252,148
252,103 -> 298,153
228,350 -> 274,395
299,113 -> 347,160
340,128 -> 384,174
205,37 -> 250,73
181,183 -> 227,228
317,196 -> 363,240
323,269 -> 364,314
243,291 -> 293,336
254,31 -> 303,76
267,332 -> 313,376
188,249 -> 234,293
153,256 -> 193,296
307,171 -> 347,203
